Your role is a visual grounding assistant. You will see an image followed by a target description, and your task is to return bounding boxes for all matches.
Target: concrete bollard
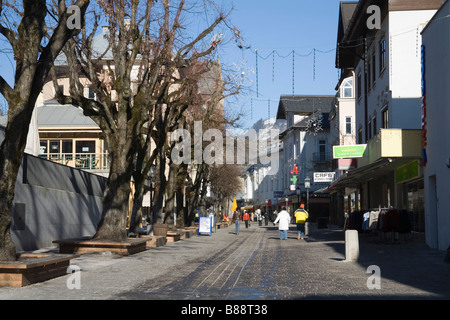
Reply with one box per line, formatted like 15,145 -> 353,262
345,230 -> 359,262
305,222 -> 309,236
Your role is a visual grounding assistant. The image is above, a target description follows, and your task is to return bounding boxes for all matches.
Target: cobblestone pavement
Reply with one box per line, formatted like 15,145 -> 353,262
1,223 -> 449,301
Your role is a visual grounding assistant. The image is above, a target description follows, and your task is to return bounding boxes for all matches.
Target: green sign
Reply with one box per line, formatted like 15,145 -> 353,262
333,145 -> 367,159
396,160 -> 419,183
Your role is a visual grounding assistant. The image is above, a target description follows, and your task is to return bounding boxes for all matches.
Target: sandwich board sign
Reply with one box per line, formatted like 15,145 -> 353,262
198,216 -> 213,236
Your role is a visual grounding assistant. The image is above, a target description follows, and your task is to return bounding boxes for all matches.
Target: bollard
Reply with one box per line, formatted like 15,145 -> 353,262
305,222 -> 309,236
345,230 -> 359,262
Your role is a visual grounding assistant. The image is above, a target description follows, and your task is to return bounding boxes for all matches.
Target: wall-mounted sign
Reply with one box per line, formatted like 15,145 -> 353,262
314,172 -> 336,183
273,191 -> 284,198
396,160 -> 419,183
333,144 -> 367,159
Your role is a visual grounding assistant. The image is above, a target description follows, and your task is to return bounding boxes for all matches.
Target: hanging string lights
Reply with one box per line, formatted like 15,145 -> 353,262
243,47 -> 335,120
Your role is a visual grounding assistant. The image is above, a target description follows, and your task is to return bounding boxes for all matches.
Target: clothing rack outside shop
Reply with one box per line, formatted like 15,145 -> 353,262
344,207 -> 423,243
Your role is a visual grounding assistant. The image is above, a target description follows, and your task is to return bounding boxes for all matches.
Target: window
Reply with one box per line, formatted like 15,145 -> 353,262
379,39 -> 386,74
40,140 -> 47,154
76,140 -> 95,153
62,140 -> 73,154
319,140 -> 326,161
49,140 -> 60,154
382,106 -> 389,128
373,115 -> 377,137
345,117 -> 352,135
340,78 -> 353,98
357,72 -> 362,100
85,85 -> 95,99
371,54 -> 376,84
358,127 -> 363,144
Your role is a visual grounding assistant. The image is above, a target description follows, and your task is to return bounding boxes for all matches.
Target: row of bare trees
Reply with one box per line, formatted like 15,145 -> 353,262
0,0 -> 245,261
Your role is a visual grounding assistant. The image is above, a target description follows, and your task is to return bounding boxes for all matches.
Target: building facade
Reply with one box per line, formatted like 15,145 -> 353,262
276,95 -> 334,222
421,0 -> 450,250
331,0 -> 443,233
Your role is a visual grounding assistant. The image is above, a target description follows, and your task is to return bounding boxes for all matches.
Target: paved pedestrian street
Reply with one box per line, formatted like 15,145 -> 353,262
1,224 -> 449,302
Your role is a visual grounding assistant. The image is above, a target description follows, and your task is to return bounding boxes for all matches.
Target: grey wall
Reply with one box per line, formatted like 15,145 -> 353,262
1,127 -> 106,251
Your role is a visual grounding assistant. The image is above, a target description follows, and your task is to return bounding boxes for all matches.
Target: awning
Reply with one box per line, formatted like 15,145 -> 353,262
328,157 -> 421,193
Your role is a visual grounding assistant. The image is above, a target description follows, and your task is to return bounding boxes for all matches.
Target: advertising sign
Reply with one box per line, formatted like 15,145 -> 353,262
198,217 -> 212,235
333,144 -> 367,158
313,172 -> 335,183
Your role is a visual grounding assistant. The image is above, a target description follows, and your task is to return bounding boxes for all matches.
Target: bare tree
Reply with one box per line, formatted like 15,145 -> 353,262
53,0 -> 237,240
0,0 -> 90,261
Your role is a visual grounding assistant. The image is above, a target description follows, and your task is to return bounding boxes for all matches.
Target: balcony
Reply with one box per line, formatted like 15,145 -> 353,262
38,153 -> 110,171
358,129 -> 422,167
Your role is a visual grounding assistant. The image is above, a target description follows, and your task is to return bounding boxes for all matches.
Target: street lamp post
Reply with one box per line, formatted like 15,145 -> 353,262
304,177 -> 311,212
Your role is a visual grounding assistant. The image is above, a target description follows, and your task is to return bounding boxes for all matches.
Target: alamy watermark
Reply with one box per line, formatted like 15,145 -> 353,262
366,5 -> 381,30
66,265 -> 81,290
170,121 -> 280,175
366,265 -> 381,290
67,5 -> 81,30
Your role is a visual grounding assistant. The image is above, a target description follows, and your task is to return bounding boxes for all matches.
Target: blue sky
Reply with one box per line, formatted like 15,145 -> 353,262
0,0 -> 345,128
218,0 -> 344,129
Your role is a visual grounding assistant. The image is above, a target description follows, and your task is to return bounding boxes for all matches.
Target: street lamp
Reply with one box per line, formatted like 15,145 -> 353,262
296,186 -> 301,210
304,177 -> 311,212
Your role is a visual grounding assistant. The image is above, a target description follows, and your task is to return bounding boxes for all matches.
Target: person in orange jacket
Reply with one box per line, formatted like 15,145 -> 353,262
243,210 -> 250,228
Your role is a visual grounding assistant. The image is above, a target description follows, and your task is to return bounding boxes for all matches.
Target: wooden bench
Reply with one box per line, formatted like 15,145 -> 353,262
0,253 -> 78,287
53,238 -> 148,256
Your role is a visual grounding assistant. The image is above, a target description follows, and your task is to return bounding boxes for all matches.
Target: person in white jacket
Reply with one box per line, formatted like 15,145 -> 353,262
274,207 -> 291,240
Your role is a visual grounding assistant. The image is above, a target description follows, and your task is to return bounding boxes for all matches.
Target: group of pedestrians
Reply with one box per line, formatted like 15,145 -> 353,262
232,205 -> 309,240
231,207 -> 252,235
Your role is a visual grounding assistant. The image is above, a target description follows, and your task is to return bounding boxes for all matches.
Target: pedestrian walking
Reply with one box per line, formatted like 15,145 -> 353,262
243,210 -> 250,228
232,207 -> 242,235
273,207 -> 291,240
294,204 -> 309,240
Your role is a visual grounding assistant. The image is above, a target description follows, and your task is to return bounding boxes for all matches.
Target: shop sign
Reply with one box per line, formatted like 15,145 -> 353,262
273,191 -> 284,198
396,160 -> 419,183
333,145 -> 367,159
314,172 -> 335,183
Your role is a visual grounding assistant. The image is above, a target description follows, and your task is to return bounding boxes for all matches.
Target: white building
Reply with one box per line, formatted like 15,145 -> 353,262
276,95 -> 334,220
242,118 -> 285,212
331,0 -> 443,232
421,0 -> 450,250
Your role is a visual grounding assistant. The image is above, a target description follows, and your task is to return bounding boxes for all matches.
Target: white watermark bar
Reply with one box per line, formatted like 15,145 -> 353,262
170,121 -> 280,175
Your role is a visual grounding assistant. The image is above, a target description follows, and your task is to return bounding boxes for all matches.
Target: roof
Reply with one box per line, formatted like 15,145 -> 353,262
276,95 -> 335,119
335,1 -> 358,69
37,99 -> 98,128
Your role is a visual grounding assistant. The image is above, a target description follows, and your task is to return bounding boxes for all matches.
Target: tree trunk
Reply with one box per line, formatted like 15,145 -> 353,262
129,176 -> 145,235
0,100 -> 34,261
94,150 -> 133,241
152,148 -> 167,224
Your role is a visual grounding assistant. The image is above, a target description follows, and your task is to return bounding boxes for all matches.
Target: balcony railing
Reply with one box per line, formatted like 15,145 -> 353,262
38,153 -> 110,170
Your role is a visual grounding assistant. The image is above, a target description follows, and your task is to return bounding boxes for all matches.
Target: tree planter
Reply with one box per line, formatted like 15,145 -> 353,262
0,253 -> 79,287
136,235 -> 167,248
179,229 -> 195,239
166,231 -> 181,242
53,238 -> 148,256
153,224 -> 168,237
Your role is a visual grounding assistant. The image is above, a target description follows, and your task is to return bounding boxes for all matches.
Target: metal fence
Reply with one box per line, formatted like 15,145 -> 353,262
38,153 -> 110,170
